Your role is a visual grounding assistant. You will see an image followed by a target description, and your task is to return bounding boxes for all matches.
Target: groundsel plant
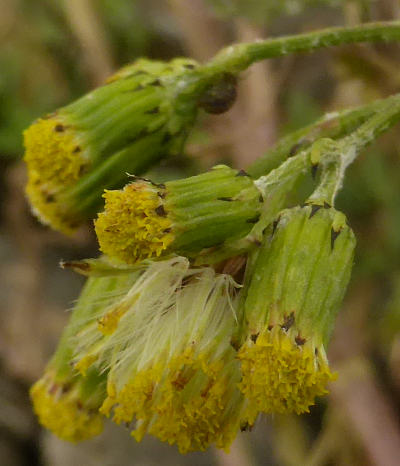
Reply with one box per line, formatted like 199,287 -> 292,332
28,21 -> 400,453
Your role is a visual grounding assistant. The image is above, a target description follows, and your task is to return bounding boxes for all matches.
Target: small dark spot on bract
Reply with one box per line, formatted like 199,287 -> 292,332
240,422 -> 253,432
331,228 -> 341,250
236,169 -> 250,177
250,333 -> 259,343
45,193 -> 55,203
281,312 -> 295,331
150,79 -> 162,87
271,217 -> 281,237
230,339 -> 240,351
145,107 -> 160,115
217,197 -> 233,202
155,205 -> 167,217
309,204 -> 322,219
54,124 -> 64,132
162,132 -> 172,145
73,146 -> 81,153
184,64 -> 196,69
289,139 -> 308,157
246,214 -> 261,224
295,335 -> 306,346
311,164 -> 319,180
323,201 -> 331,209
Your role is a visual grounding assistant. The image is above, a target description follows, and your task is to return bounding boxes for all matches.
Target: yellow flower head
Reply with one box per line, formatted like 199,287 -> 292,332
84,257 -> 246,453
95,181 -> 174,264
30,274 -> 140,442
23,57 -> 199,234
238,326 -> 336,421
24,115 -> 89,233
238,204 -> 355,417
95,165 -> 263,265
30,371 -> 103,442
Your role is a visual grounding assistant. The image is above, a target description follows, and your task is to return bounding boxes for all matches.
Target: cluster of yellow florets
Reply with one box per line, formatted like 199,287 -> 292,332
65,258 -> 246,453
24,116 -> 88,233
30,251 -> 339,453
95,182 -> 174,264
238,326 -> 336,421
102,349 -> 242,453
30,373 -> 103,442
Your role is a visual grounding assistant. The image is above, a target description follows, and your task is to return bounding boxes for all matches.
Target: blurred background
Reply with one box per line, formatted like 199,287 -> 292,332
1,1 -> 400,465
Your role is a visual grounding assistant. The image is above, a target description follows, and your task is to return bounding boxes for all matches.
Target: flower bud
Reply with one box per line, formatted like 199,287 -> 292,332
95,165 -> 262,264
30,273 -> 138,441
238,203 -> 356,418
24,58 -> 198,233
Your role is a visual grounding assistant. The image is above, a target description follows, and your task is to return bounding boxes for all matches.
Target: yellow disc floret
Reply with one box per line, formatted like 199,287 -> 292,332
24,115 -> 89,233
95,181 -> 174,264
30,373 -> 103,442
238,326 -> 336,419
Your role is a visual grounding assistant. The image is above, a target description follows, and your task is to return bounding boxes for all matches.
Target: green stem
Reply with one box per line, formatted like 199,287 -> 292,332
340,92 -> 400,169
177,22 -> 400,109
333,93 -> 400,202
204,21 -> 400,76
247,94 -> 400,178
307,92 -> 400,204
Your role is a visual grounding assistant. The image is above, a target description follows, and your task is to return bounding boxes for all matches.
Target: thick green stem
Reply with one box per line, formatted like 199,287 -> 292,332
340,93 -> 400,169
306,93 -> 400,205
178,22 -> 400,110
247,94 -> 400,178
204,22 -> 400,76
